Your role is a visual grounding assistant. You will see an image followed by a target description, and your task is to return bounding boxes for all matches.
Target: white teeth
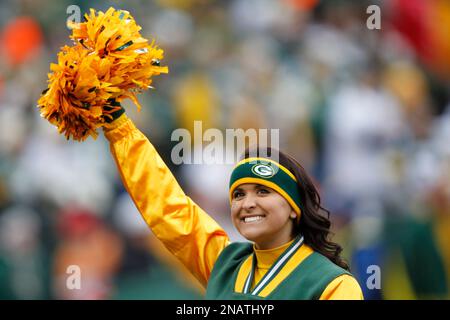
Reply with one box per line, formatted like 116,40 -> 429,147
244,216 -> 264,223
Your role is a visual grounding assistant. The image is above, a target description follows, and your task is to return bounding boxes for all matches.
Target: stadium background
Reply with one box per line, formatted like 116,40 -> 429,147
0,0 -> 449,299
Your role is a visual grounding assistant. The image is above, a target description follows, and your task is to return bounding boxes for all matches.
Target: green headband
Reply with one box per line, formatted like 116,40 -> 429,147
229,157 -> 303,219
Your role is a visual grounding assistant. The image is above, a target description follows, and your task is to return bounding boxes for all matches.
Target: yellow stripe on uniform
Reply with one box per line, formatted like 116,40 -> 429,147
234,255 -> 253,293
234,244 -> 315,296
258,244 -> 314,297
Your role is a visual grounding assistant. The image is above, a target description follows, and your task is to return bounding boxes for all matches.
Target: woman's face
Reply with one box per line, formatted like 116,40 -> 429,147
231,183 -> 297,249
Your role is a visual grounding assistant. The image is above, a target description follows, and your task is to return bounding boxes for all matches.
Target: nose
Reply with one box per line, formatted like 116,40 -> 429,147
242,193 -> 257,212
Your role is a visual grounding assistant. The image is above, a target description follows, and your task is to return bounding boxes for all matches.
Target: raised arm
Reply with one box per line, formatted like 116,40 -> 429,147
103,114 -> 230,287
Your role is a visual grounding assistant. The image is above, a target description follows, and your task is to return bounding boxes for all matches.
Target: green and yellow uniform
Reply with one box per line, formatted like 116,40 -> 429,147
104,115 -> 363,300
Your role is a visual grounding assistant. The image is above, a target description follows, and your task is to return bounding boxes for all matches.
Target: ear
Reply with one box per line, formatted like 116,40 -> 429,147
290,212 -> 297,219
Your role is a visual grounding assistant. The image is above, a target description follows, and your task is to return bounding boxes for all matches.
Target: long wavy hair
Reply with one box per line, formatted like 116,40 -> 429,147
242,147 -> 350,271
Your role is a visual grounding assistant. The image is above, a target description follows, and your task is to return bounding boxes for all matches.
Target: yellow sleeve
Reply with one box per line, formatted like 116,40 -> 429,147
103,114 -> 230,287
319,274 -> 364,300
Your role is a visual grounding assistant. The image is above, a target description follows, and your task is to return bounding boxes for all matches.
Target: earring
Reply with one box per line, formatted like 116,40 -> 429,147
290,213 -> 297,219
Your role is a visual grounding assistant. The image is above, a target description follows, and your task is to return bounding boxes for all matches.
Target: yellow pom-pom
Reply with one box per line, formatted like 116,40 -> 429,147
37,7 -> 168,141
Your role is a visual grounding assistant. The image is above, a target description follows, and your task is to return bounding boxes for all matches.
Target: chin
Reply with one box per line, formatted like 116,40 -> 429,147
238,226 -> 267,243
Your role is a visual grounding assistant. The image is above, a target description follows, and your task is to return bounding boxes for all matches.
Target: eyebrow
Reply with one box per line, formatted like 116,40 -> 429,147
255,184 -> 268,189
234,184 -> 269,192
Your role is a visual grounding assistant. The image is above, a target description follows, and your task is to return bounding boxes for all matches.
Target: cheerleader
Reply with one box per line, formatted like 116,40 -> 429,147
37,7 -> 363,300
102,109 -> 363,300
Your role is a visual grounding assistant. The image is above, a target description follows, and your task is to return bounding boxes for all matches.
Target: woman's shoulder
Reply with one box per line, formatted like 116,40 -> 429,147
305,247 -> 363,299
208,242 -> 253,278
306,245 -> 343,265
320,274 -> 364,300
221,241 -> 254,256
302,246 -> 352,278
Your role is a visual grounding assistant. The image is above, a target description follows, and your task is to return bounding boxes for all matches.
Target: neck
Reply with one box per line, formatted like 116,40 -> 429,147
254,234 -> 297,250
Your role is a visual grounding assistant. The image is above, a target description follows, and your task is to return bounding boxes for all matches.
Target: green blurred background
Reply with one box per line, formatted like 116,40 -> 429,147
0,0 -> 449,299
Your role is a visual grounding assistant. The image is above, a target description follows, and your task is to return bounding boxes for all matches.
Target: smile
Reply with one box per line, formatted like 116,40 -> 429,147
242,215 -> 266,223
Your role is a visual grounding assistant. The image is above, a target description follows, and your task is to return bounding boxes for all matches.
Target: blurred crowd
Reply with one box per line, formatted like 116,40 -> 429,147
0,0 -> 449,299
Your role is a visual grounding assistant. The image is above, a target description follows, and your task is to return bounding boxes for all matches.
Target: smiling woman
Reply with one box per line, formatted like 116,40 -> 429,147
231,183 -> 296,250
205,148 -> 362,299
102,107 -> 363,300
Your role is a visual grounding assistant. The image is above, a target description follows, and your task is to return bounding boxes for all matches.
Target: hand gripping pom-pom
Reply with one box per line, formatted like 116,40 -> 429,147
37,7 -> 168,141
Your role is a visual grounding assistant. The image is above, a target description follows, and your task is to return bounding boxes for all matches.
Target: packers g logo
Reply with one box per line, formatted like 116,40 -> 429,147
251,164 -> 275,178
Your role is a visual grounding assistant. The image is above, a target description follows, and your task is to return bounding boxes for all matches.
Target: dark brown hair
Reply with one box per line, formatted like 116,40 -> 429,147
242,147 -> 350,271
